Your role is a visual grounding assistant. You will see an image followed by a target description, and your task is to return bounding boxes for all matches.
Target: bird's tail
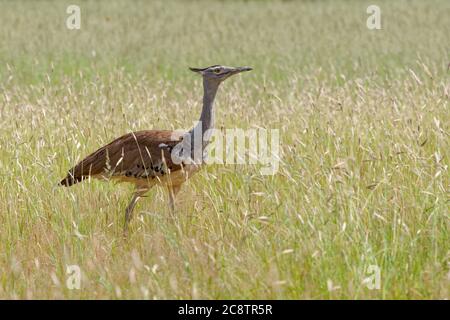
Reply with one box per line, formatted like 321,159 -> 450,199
59,174 -> 82,187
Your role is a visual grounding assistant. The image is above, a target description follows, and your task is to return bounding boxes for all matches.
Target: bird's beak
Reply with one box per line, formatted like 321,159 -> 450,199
227,66 -> 252,76
235,66 -> 253,73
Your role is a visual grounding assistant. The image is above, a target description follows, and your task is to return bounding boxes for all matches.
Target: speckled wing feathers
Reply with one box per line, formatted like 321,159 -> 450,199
60,130 -> 184,186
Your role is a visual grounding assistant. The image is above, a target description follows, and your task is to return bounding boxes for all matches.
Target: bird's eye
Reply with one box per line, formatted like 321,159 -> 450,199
213,68 -> 221,74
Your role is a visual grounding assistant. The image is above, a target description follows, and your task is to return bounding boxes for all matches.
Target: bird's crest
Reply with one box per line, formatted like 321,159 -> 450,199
189,65 -> 220,73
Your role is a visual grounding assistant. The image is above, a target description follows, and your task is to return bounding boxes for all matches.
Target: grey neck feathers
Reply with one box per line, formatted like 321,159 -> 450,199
189,79 -> 220,148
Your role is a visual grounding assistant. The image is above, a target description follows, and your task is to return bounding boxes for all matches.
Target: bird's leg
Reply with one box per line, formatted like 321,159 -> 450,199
124,188 -> 147,235
167,184 -> 181,216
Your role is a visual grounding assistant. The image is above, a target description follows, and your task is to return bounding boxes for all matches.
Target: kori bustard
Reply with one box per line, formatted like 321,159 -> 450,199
60,65 -> 252,232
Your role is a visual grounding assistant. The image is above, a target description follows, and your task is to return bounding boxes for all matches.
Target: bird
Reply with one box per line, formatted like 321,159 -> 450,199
59,65 -> 252,233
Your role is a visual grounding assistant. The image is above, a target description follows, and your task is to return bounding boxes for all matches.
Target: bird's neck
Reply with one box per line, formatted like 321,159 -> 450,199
199,79 -> 219,135
190,79 -> 219,146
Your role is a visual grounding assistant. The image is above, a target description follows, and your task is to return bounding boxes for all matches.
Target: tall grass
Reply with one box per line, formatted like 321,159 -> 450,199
0,0 -> 448,299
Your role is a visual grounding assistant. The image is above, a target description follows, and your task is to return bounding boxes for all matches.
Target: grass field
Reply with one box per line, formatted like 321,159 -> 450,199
0,0 -> 448,299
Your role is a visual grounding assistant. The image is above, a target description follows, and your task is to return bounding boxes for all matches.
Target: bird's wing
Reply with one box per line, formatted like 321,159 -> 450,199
60,130 -> 185,186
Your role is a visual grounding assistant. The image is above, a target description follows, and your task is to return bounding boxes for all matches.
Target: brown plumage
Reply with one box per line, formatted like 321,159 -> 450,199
59,65 -> 252,234
60,130 -> 185,187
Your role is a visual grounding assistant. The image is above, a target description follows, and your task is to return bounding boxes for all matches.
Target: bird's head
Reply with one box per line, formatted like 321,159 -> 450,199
189,65 -> 252,82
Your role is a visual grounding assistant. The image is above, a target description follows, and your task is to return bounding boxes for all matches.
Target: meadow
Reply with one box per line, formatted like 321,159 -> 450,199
0,0 -> 448,299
